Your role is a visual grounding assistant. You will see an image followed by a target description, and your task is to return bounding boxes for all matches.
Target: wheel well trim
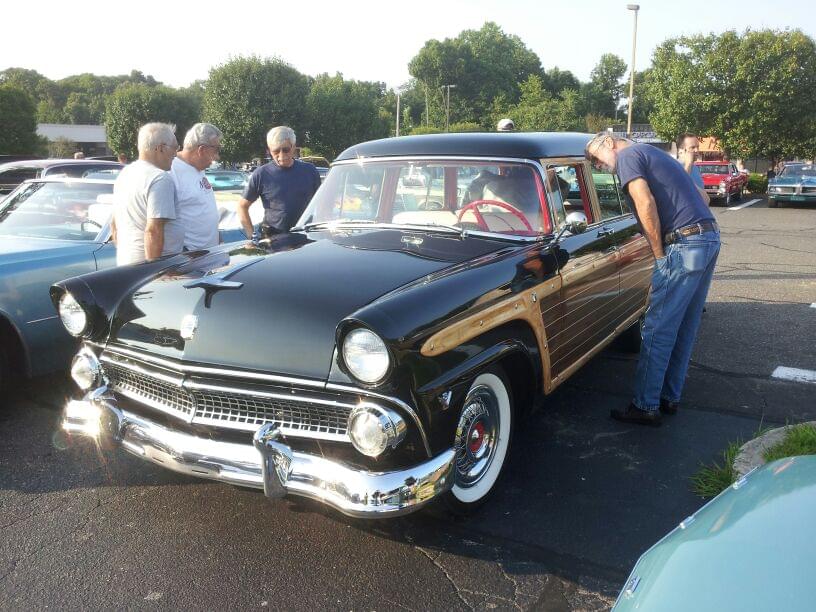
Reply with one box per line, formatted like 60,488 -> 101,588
0,309 -> 30,377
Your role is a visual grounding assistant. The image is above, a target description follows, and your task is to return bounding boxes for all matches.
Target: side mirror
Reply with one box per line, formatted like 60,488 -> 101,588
554,211 -> 588,242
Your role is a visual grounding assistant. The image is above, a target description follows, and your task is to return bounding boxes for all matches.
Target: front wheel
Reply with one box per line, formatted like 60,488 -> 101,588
768,198 -> 778,208
443,367 -> 513,515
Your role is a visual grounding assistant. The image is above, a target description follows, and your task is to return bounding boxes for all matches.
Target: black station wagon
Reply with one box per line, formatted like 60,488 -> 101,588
53,132 -> 652,517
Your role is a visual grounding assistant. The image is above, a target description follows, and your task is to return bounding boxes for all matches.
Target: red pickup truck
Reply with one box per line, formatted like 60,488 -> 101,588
695,161 -> 748,206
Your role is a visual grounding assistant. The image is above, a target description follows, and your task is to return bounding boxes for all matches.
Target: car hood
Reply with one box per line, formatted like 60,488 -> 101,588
0,235 -> 102,265
613,456 -> 816,611
110,228 -> 507,380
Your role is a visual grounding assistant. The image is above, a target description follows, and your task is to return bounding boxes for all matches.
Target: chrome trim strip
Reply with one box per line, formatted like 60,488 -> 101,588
184,380 -> 355,410
326,383 -> 432,457
103,345 -> 325,388
332,155 -> 569,165
62,396 -> 454,518
100,353 -> 184,386
25,315 -> 59,325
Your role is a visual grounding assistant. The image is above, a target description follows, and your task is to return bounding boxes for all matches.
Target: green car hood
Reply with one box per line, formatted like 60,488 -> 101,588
614,455 -> 816,611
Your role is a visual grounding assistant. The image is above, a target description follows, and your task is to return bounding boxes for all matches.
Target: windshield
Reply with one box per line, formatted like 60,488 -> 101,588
297,160 -> 550,236
780,165 -> 816,178
697,164 -> 729,175
0,182 -> 113,240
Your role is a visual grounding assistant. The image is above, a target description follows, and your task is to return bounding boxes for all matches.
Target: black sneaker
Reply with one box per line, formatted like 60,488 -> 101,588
611,403 -> 662,427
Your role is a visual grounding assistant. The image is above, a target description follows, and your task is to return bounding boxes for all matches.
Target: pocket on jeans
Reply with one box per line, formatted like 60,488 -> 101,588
678,244 -> 711,272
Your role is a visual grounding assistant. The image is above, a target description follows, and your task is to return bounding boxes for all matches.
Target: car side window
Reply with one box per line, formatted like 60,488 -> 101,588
547,163 -> 595,224
590,168 -> 627,220
0,167 -> 39,184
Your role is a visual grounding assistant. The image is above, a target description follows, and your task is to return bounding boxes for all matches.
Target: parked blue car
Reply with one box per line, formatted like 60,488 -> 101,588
767,163 -> 816,208
614,455 -> 816,611
0,178 -> 250,393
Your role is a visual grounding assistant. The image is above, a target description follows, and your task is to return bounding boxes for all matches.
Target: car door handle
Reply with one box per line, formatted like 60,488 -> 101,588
597,227 -> 614,238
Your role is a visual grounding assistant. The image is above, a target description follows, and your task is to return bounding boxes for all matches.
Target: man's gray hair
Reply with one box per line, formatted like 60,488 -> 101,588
584,131 -> 629,160
267,126 -> 296,147
183,123 -> 223,150
138,122 -> 176,152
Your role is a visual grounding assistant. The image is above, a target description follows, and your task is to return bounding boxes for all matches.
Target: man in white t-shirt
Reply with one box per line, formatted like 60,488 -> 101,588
170,123 -> 222,250
112,122 -> 184,265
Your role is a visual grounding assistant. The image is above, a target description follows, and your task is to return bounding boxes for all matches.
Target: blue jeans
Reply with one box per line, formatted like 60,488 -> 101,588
632,230 -> 720,412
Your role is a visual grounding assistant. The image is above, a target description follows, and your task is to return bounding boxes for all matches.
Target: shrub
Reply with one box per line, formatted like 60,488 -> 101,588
448,122 -> 482,133
747,172 -> 768,193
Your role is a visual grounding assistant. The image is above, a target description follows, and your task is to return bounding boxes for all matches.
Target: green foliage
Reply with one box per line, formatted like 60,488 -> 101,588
306,74 -> 390,159
105,83 -> 199,158
48,137 -> 78,158
646,29 -> 816,160
747,173 -> 768,193
408,126 -> 444,135
584,53 -> 628,117
408,22 -> 543,128
447,122 -> 481,133
763,424 -> 816,462
491,75 -> 584,132
0,85 -> 41,154
690,441 -> 741,498
203,56 -> 310,162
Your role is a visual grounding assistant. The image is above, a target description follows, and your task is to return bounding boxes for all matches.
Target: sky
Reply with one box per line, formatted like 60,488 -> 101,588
2,0 -> 815,90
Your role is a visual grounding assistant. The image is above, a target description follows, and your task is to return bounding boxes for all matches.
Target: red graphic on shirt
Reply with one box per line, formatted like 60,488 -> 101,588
200,177 -> 213,190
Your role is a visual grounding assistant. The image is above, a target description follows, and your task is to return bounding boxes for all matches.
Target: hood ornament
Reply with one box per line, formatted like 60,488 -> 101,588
180,315 -> 198,340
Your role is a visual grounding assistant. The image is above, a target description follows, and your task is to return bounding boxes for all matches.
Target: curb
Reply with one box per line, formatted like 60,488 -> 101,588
733,421 -> 816,479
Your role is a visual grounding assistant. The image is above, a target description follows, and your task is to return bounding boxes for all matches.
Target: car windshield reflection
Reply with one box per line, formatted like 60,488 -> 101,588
297,159 -> 550,238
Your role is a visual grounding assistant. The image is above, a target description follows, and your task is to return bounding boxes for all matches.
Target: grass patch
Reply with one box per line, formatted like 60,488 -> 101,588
763,424 -> 816,462
690,441 -> 741,498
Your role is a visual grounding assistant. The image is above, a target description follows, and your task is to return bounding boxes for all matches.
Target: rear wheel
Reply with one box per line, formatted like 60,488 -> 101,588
443,367 -> 513,515
735,185 -> 744,201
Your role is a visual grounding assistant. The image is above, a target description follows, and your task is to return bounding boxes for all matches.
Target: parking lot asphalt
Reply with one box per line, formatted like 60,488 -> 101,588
1,196 -> 814,611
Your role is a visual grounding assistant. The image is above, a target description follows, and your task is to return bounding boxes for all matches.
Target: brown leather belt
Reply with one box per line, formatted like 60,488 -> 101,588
663,221 -> 718,245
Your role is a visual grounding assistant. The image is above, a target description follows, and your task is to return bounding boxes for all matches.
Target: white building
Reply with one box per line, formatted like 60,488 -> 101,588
36,124 -> 112,157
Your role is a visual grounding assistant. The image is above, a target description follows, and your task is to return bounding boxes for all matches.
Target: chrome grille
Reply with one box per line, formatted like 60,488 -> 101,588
101,354 -> 351,441
194,390 -> 348,436
801,186 -> 816,193
104,362 -> 194,419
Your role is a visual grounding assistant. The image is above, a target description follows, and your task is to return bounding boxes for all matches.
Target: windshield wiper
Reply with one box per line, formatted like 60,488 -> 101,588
400,222 -> 467,238
294,219 -> 378,231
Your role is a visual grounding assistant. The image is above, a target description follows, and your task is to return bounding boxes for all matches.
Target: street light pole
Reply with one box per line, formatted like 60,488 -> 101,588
626,4 -> 640,136
442,84 -> 456,132
395,93 -> 400,137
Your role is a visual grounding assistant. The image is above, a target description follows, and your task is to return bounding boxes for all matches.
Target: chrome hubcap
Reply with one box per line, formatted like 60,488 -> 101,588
453,385 -> 499,488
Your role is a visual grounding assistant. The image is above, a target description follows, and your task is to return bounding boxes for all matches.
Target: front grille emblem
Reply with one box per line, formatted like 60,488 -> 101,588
180,314 -> 198,340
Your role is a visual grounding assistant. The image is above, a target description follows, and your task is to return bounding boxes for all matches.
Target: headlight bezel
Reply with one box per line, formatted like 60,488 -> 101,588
59,292 -> 89,337
347,403 -> 407,457
341,327 -> 392,385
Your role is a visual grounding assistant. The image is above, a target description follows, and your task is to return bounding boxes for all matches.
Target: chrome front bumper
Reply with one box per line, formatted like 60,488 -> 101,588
62,388 -> 455,517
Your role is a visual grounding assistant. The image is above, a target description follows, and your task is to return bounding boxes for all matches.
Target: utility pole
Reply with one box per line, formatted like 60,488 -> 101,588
424,85 -> 429,127
442,84 -> 456,132
626,4 -> 640,136
395,93 -> 400,137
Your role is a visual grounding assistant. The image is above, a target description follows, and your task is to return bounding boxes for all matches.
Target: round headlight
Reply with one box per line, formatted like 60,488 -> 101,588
342,328 -> 390,383
70,349 -> 101,391
347,403 -> 406,457
59,292 -> 88,337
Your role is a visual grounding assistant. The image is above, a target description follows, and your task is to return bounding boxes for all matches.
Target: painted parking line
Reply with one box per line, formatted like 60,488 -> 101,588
727,198 -> 761,211
772,366 -> 816,385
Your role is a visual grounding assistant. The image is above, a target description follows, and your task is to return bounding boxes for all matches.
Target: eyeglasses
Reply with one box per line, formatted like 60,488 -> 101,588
271,146 -> 292,155
160,143 -> 180,152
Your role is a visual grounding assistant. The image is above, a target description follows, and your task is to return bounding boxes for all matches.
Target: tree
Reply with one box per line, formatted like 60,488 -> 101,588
583,54 -> 628,118
306,74 -> 390,158
202,56 -> 310,162
491,75 -> 584,132
0,85 -> 41,154
408,22 -> 543,128
105,83 -> 199,158
48,137 -> 78,158
646,29 -> 816,160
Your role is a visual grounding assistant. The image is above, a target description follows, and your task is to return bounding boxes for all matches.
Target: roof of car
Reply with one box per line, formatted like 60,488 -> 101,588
20,177 -> 116,185
335,132 -> 593,162
0,158 -> 122,171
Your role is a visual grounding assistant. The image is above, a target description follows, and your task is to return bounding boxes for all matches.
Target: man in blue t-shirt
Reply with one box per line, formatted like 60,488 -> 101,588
585,133 -> 721,427
237,126 -> 321,239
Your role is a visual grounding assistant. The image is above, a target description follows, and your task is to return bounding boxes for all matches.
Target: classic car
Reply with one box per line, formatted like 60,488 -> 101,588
0,178 -> 251,393
694,161 -> 747,205
767,163 -> 816,208
0,159 -> 123,195
613,456 -> 816,611
54,132 -> 653,518
204,169 -> 249,191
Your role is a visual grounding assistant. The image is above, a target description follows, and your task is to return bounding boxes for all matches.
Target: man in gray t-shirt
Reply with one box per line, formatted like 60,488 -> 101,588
112,122 -> 184,266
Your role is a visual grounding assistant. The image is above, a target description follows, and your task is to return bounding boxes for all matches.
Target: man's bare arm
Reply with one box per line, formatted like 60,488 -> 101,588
144,218 -> 166,260
627,178 -> 664,259
109,216 -> 117,244
237,198 -> 255,239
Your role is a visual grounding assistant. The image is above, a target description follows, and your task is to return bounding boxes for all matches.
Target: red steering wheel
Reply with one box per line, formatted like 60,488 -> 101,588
457,199 -> 534,232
